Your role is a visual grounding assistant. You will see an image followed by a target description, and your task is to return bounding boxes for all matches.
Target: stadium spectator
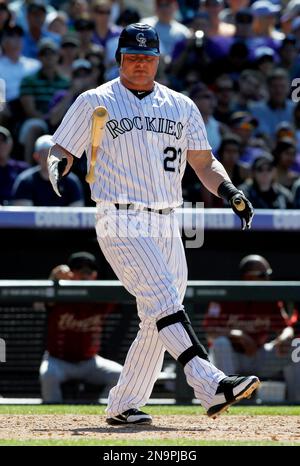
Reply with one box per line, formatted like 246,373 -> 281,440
203,254 -> 300,402
218,133 -> 244,186
252,0 -> 283,46
104,6 -> 141,81
220,0 -> 250,25
232,8 -> 254,44
91,0 -> 121,49
233,70 -> 265,113
22,0 -> 60,59
213,75 -> 235,124
0,25 -> 40,132
45,10 -> 69,37
48,58 -> 95,131
189,82 -> 222,153
252,46 -> 276,78
12,135 -> 84,206
290,17 -> 300,49
85,44 -> 105,85
66,0 -> 89,29
202,0 -> 235,38
0,126 -> 29,205
278,35 -> 298,77
73,16 -> 96,57
209,40 -> 250,82
116,6 -> 140,28
57,33 -> 80,79
9,0 -> 56,34
238,152 -> 293,209
280,0 -> 300,35
142,0 -> 191,59
19,37 -> 69,163
167,13 -> 211,90
251,68 -> 295,143
0,1 -> 12,41
227,111 -> 260,167
273,137 -> 299,190
39,251 -> 123,403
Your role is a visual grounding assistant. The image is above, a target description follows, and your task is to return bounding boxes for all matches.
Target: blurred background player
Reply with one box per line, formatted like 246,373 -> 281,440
203,254 -> 300,402
39,251 -> 123,403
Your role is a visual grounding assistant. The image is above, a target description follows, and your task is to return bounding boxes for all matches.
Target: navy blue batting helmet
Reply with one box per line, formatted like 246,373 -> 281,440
115,23 -> 160,64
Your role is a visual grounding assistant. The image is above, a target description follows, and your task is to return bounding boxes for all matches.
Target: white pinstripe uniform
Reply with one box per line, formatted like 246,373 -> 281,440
52,77 -> 226,416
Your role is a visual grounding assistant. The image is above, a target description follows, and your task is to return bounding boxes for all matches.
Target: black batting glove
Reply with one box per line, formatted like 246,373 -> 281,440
218,181 -> 254,230
230,192 -> 254,230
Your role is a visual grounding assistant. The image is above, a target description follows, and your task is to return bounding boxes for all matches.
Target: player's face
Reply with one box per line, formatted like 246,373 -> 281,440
120,54 -> 159,90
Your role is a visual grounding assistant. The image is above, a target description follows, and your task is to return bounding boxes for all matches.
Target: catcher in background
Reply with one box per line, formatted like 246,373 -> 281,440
203,255 -> 300,402
39,251 -> 123,403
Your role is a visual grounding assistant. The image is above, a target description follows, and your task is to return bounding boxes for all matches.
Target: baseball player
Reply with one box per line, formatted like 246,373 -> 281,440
47,23 -> 260,425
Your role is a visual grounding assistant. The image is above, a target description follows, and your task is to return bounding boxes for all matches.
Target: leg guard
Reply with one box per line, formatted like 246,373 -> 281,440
156,310 -> 209,366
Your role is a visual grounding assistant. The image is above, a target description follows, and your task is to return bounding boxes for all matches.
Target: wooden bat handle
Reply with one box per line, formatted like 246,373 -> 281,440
86,106 -> 108,184
233,197 -> 245,211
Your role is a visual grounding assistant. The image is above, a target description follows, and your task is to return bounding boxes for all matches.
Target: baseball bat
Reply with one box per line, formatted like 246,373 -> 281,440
232,197 -> 245,211
85,106 -> 109,184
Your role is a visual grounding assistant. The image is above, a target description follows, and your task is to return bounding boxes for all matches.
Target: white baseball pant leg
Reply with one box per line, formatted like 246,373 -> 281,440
96,207 -> 225,416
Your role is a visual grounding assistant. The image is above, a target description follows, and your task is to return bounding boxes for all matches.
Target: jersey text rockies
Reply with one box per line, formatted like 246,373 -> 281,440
106,116 -> 184,140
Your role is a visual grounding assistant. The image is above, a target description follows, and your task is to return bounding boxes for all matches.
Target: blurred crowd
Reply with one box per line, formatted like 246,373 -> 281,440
1,0 -> 300,207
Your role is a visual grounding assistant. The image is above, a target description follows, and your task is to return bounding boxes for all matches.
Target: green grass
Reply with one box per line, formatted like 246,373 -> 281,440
0,404 -> 299,416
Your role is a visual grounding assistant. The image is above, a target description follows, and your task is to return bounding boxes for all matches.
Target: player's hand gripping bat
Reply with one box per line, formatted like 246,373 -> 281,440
85,106 -> 109,184
230,192 -> 254,230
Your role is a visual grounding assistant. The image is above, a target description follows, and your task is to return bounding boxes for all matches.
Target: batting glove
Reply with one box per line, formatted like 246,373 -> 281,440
48,156 -> 67,198
218,181 -> 254,230
230,192 -> 254,230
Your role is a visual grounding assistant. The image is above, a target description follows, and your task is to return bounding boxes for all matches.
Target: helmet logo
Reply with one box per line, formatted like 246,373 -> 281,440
136,33 -> 147,47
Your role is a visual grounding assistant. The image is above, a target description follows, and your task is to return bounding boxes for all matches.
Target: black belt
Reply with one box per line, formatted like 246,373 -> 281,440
114,203 -> 173,215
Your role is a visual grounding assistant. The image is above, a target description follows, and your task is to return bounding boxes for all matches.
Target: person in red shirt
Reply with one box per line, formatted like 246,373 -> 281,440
39,251 -> 122,403
203,254 -> 300,401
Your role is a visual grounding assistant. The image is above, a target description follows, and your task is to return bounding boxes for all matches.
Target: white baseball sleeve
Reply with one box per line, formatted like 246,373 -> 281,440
52,94 -> 93,158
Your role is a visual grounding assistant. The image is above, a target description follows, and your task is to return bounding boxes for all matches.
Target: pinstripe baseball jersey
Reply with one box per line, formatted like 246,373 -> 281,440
52,77 -> 211,209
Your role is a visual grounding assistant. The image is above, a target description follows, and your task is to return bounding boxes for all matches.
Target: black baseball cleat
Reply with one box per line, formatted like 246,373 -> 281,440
207,375 -> 260,419
106,408 -> 152,425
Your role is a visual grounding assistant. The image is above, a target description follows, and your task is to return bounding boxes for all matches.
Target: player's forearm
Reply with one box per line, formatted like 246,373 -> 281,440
48,144 -> 74,173
193,156 -> 231,197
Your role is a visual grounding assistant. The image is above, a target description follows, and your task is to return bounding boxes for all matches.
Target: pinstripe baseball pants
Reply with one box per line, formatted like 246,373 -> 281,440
95,205 -> 225,416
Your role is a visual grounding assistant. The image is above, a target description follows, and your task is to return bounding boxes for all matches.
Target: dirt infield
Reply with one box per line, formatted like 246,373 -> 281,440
0,414 -> 300,442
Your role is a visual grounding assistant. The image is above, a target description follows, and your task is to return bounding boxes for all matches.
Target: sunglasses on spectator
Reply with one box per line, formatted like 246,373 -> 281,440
255,165 -> 273,173
196,93 -> 213,100
277,130 -> 294,138
236,15 -> 253,24
94,9 -> 111,14
218,86 -> 233,92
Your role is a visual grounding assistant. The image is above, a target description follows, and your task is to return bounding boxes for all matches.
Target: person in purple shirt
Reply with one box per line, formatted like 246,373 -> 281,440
0,126 -> 29,205
90,0 -> 121,49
